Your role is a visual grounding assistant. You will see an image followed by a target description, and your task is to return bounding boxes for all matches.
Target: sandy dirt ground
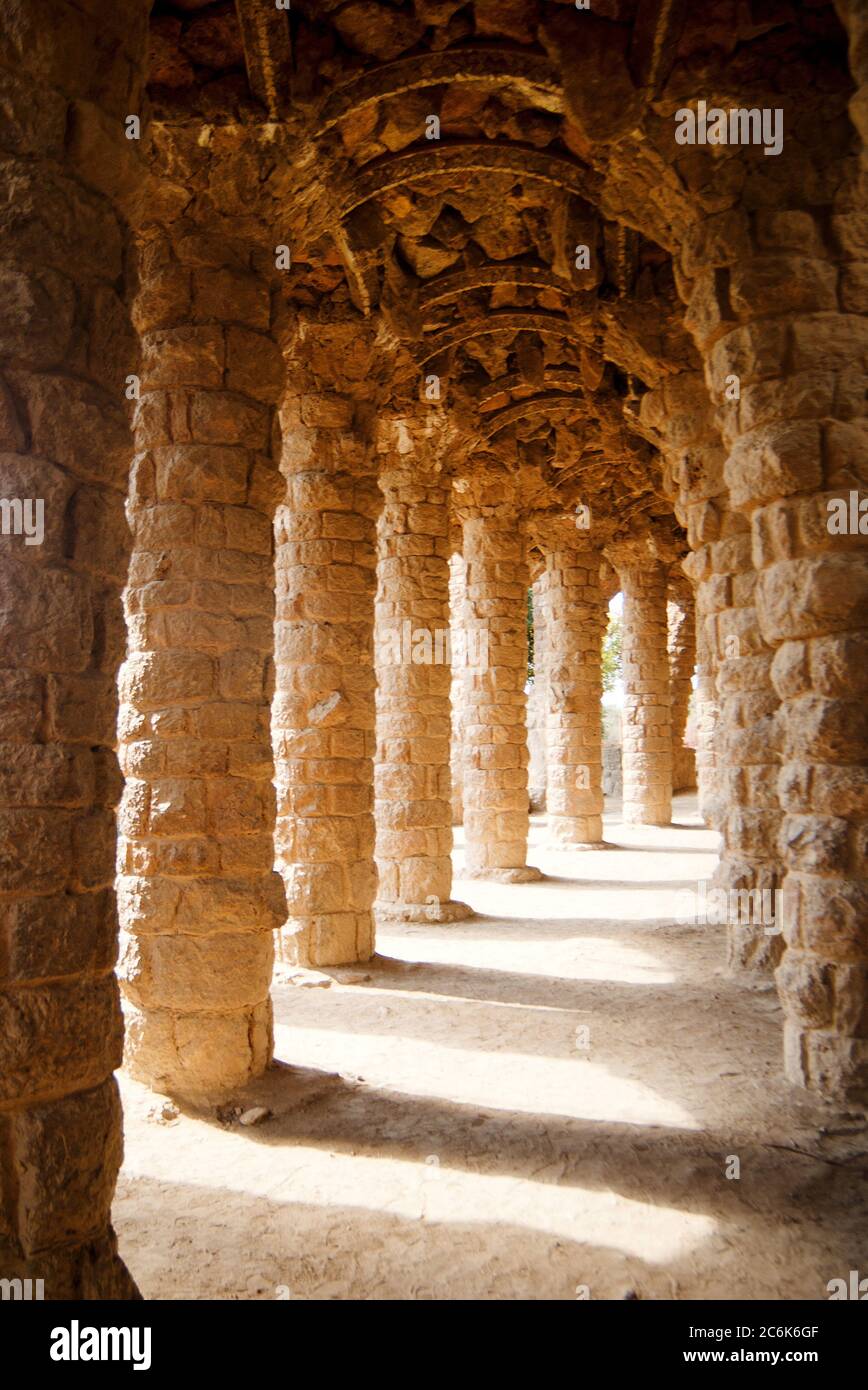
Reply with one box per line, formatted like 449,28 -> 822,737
114,796 -> 868,1300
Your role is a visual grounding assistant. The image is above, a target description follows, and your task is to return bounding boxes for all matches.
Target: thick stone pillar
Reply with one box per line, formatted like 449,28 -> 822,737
457,491 -> 541,881
668,577 -> 697,793
374,464 -> 470,921
273,371 -> 380,967
538,526 -> 605,846
618,556 -> 673,826
706,515 -> 782,975
526,571 -> 548,813
118,228 -> 286,1100
0,0 -> 148,1297
693,607 -> 720,826
641,375 -> 728,838
448,550 -> 467,826
681,148 -> 868,1094
642,376 -> 771,972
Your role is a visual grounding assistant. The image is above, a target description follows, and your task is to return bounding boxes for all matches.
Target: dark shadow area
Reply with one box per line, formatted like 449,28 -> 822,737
113,1171 -> 703,1301
588,844 -> 719,857
114,1111 -> 865,1301
271,958 -> 687,1058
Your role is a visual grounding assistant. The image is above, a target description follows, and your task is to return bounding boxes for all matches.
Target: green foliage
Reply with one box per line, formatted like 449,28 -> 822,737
528,593 -> 621,696
601,611 -> 622,694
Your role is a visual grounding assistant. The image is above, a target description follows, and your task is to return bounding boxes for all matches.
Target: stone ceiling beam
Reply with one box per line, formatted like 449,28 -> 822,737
317,48 -> 563,135
414,309 -> 579,365
419,264 -> 572,309
628,0 -> 690,95
331,203 -> 389,317
476,369 -> 584,408
235,0 -> 293,120
342,142 -> 599,217
481,393 -> 586,438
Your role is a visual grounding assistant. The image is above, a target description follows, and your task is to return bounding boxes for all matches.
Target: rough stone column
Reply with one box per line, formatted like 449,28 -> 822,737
538,525 -> 605,846
681,145 -> 868,1095
643,376 -> 765,955
374,464 -> 470,922
118,227 -> 286,1100
527,570 -> 548,813
704,509 -> 782,976
618,556 -> 673,826
668,577 -> 697,793
273,369 -> 380,967
448,549 -> 467,826
693,607 -> 720,825
0,0 -> 149,1298
457,489 -> 541,881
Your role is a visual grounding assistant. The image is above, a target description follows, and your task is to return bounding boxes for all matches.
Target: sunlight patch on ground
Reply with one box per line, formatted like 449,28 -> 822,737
273,1026 -> 700,1130
120,1082 -> 714,1267
380,929 -> 676,985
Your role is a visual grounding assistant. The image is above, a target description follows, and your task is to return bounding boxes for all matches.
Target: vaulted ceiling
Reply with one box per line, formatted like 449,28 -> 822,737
142,0 -> 852,551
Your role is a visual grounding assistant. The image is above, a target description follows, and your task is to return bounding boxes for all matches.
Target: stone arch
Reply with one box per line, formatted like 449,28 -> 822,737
3,0 -> 868,1305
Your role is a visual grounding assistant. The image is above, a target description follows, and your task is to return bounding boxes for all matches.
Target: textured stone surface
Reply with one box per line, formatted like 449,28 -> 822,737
616,555 -> 673,827
2,0 -> 866,1308
537,524 -> 605,846
0,0 -> 149,1300
118,226 -> 286,1101
526,571 -> 548,813
272,339 -> 381,969
374,439 -> 470,921
449,550 -> 469,824
668,577 -> 697,794
455,475 -> 540,880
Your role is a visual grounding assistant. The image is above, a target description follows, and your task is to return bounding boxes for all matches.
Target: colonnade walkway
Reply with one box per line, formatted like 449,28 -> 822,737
113,796 -> 867,1300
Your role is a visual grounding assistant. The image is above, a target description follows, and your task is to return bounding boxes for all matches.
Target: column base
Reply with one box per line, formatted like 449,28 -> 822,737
285,911 -> 375,969
374,899 -> 475,924
547,815 -> 605,849
727,923 -> 785,974
0,1229 -> 142,1301
783,1022 -> 868,1107
123,1000 -> 273,1104
462,865 -> 544,884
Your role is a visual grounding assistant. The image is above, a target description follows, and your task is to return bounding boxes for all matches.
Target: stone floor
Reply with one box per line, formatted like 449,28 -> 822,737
114,796 -> 868,1300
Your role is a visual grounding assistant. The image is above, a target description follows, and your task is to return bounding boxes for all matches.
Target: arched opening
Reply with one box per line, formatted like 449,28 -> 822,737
1,0 -> 865,1309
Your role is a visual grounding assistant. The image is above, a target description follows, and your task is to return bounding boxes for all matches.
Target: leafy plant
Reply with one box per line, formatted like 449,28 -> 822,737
601,611 -> 622,694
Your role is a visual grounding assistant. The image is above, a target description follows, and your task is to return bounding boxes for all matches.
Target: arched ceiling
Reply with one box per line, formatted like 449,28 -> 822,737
144,0 -> 852,550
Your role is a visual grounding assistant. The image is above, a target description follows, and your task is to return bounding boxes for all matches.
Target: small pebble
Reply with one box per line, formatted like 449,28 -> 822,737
239,1106 -> 271,1127
285,968 -> 333,989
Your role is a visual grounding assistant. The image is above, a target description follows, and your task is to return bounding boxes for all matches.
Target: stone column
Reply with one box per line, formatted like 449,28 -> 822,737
448,550 -> 467,826
118,227 -> 287,1100
0,0 -> 149,1298
642,374 -> 779,966
706,517 -> 782,975
374,464 -> 470,921
680,139 -> 868,1093
668,577 -> 697,793
538,525 -> 605,846
641,376 -> 728,838
526,571 -> 548,813
618,556 -> 673,826
458,492 -> 541,881
273,378 -> 380,967
693,607 -> 720,826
